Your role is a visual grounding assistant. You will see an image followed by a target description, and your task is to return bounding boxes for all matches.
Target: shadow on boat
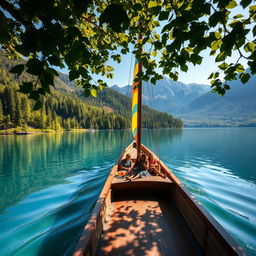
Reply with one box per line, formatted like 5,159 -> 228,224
95,195 -> 203,256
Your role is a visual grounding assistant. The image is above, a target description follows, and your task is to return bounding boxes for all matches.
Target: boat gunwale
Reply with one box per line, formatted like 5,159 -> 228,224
73,142 -> 246,256
73,142 -> 134,256
141,144 -> 246,256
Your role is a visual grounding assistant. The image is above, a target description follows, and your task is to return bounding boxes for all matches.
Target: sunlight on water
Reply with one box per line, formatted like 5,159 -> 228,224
0,128 -> 255,255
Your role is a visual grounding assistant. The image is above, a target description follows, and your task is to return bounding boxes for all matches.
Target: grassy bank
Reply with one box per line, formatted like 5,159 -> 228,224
0,128 -> 91,135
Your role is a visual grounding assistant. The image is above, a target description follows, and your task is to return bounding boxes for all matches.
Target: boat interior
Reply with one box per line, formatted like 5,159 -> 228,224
73,143 -> 245,256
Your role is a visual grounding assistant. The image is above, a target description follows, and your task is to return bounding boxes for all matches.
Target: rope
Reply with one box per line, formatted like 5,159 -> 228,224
150,83 -> 160,157
147,44 -> 160,158
119,53 -> 134,156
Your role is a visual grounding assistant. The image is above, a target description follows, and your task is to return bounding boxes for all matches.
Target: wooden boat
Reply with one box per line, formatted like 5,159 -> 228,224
73,33 -> 246,256
73,142 -> 246,256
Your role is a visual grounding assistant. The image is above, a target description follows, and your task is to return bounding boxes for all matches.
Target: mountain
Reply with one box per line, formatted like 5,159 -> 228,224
111,77 -> 210,114
179,75 -> 256,126
0,52 -> 183,131
112,76 -> 256,126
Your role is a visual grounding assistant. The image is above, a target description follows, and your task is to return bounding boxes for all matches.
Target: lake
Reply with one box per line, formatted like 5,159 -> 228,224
0,128 -> 255,256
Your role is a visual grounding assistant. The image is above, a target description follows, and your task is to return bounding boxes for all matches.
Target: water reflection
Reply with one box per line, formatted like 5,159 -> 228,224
0,131 -> 131,213
0,128 -> 255,256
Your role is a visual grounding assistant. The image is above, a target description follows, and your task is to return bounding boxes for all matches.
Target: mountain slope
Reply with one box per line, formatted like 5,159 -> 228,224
179,75 -> 256,126
111,77 -> 210,113
0,53 -> 183,130
112,75 -> 256,126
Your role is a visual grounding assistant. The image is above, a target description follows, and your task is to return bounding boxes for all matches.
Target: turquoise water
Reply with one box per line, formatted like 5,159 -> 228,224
0,128 -> 255,255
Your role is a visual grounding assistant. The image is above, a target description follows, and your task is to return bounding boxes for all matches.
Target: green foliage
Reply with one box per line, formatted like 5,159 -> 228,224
0,54 -> 183,130
100,4 -> 130,32
0,0 -> 255,102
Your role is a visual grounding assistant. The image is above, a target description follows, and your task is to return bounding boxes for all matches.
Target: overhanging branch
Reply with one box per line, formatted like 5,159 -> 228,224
0,0 -> 32,29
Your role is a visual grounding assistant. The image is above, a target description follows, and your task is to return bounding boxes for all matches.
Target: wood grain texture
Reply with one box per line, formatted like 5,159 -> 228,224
73,143 -> 246,256
96,198 -> 203,256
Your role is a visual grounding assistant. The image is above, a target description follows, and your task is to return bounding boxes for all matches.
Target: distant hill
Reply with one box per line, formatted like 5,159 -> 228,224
112,76 -> 256,127
179,74 -> 256,126
0,52 -> 183,130
111,78 -> 210,114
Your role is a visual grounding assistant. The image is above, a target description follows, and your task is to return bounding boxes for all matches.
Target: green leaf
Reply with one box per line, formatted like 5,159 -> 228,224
152,50 -> 157,57
239,73 -> 250,84
148,1 -> 158,8
241,0 -> 252,8
218,63 -> 228,70
215,51 -> 226,62
244,42 -> 255,53
211,40 -> 222,51
209,12 -> 221,27
159,11 -> 169,21
180,64 -> 188,72
226,1 -> 237,9
10,64 -> 25,76
253,26 -> 256,37
229,20 -> 240,28
190,54 -> 202,65
18,82 -> 33,94
214,32 -> 222,39
99,4 -> 129,33
224,84 -> 230,90
69,69 -> 80,81
48,55 -> 62,67
26,59 -> 44,76
233,14 -> 243,19
236,64 -> 244,72
83,89 -> 91,97
91,88 -> 97,97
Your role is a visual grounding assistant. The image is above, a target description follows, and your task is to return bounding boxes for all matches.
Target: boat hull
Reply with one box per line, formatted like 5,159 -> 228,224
73,143 -> 246,256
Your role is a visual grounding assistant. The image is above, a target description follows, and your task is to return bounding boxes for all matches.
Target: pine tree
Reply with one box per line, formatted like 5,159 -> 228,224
14,93 -> 22,126
5,114 -> 11,128
3,87 -> 15,122
0,100 -> 4,128
21,96 -> 31,125
40,106 -> 47,129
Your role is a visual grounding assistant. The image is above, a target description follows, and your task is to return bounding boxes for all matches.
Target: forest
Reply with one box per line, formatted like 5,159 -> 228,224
0,54 -> 183,132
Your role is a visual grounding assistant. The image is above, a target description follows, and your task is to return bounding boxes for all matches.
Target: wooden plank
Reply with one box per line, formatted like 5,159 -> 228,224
96,197 -> 203,256
112,175 -> 172,185
173,188 -> 208,250
74,143 -> 246,256
73,165 -> 117,256
73,142 -> 136,256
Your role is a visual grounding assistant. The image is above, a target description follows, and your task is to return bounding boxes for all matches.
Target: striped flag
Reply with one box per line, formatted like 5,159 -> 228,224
131,59 -> 140,140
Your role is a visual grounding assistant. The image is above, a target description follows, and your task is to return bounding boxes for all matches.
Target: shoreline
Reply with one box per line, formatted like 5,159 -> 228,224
0,128 -> 93,135
1,126 -> 255,135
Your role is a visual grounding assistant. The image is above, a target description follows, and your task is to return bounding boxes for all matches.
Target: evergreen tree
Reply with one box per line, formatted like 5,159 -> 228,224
0,100 -> 4,128
3,87 -> 15,123
5,114 -> 11,128
21,96 -> 30,125
14,93 -> 22,126
40,106 -> 47,129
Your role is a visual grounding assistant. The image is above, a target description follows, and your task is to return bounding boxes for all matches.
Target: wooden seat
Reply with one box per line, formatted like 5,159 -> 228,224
112,175 -> 172,185
96,197 -> 203,256
111,175 -> 173,196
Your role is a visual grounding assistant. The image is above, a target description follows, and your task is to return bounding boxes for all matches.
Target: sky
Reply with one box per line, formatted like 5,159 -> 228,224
91,46 -> 248,87
82,5 -> 251,87
57,4 -> 251,87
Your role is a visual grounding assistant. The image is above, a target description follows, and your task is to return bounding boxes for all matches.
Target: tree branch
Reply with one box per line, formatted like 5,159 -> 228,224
0,0 -> 32,29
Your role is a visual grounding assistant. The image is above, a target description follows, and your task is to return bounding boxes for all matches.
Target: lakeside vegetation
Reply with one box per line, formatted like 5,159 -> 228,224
0,54 -> 183,133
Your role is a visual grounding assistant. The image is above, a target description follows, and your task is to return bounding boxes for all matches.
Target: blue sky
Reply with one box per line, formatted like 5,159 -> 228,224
58,4 -> 251,87
89,47 -> 248,87
82,5 -> 251,87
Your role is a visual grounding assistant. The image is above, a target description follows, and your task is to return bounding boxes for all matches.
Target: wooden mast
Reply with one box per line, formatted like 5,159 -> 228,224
137,33 -> 142,156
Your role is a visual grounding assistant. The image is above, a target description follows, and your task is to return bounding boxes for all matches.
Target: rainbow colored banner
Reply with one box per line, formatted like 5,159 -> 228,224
131,59 -> 140,140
